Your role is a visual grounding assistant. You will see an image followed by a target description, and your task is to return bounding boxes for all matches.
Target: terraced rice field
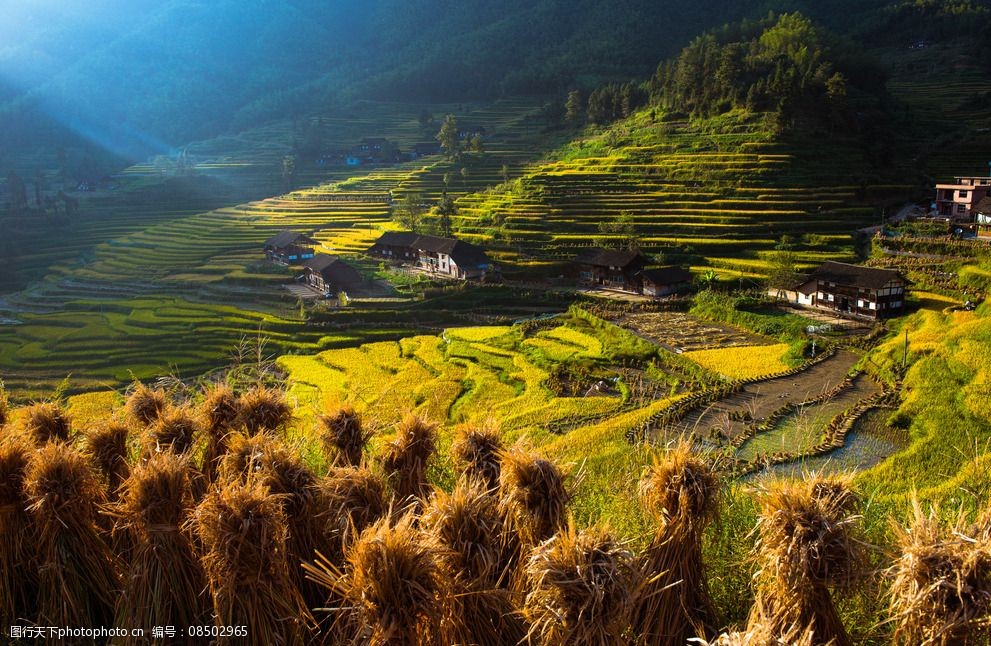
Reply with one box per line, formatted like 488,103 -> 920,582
0,99 -> 558,397
452,110 -> 909,277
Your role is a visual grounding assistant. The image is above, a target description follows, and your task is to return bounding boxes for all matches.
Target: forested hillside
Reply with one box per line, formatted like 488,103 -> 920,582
4,0 -> 987,166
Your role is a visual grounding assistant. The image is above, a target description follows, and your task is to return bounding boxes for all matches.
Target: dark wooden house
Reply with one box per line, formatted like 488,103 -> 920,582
794,261 -> 908,320
367,231 -> 420,262
301,255 -> 364,296
366,232 -> 494,280
638,266 -> 693,297
573,248 -> 649,292
264,231 -> 318,264
412,235 -> 493,279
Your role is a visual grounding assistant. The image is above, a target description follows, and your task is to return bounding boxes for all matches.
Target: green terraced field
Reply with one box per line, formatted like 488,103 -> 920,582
450,109 -> 905,278
0,98 -> 564,396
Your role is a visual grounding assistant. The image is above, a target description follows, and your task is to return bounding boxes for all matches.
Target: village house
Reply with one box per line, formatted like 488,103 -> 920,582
301,254 -> 364,296
264,230 -> 318,264
367,232 -> 494,280
934,176 -> 991,220
367,231 -> 420,262
572,248 -> 649,293
784,261 -> 908,320
638,266 -> 694,297
409,142 -> 442,160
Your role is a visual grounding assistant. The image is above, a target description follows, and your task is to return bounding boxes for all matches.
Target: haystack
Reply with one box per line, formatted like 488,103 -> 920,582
18,402 -> 71,444
451,421 -> 503,489
237,385 -> 293,436
422,476 -> 525,646
888,498 -> 991,645
748,474 -> 865,646
114,453 -> 207,642
499,446 -> 571,545
380,414 -> 438,505
85,420 -> 132,499
25,443 -> 120,629
125,382 -> 167,426
318,403 -> 370,468
304,513 -> 447,645
635,441 -> 721,645
192,480 -> 313,645
523,523 -> 641,646
200,383 -> 241,482
0,438 -> 38,625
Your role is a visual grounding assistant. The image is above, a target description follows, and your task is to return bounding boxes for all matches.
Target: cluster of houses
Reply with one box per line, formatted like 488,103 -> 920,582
774,262 -> 907,321
264,230 -> 909,321
932,175 -> 991,236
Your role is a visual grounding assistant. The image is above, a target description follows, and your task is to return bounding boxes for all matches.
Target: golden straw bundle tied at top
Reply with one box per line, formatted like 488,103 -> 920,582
318,403 -> 371,468
635,440 -> 721,646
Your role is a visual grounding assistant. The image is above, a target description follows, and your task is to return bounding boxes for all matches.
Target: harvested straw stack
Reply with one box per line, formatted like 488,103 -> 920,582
422,476 -> 525,646
381,414 -> 438,505
193,480 -> 313,645
85,420 -> 132,499
888,498 -> 991,645
125,382 -> 167,426
18,402 -> 71,444
318,403 -> 370,468
305,513 -> 448,645
258,442 -> 329,609
748,475 -> 865,646
114,453 -> 207,643
0,438 -> 37,626
218,432 -> 273,484
451,422 -> 503,489
499,446 -> 571,545
237,385 -> 293,436
523,523 -> 641,646
635,441 -> 721,645
24,442 -> 120,629
319,466 -> 388,563
200,383 -> 241,482
145,406 -> 199,456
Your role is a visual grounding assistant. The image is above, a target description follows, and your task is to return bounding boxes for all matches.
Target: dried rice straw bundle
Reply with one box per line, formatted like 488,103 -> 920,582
113,452 -> 207,642
318,403 -> 370,468
217,432 -> 273,484
25,442 -> 120,629
18,401 -> 71,444
319,466 -> 388,564
237,385 -> 293,436
499,446 -> 571,545
523,523 -> 642,646
145,406 -> 199,457
748,474 -> 865,646
635,441 -> 721,645
85,420 -> 132,499
0,437 -> 38,625
304,513 -> 448,645
887,498 -> 991,645
200,383 -> 241,482
451,421 -> 503,489
422,476 -> 525,646
192,480 -> 313,645
258,442 -> 329,609
125,382 -> 167,426
380,414 -> 438,505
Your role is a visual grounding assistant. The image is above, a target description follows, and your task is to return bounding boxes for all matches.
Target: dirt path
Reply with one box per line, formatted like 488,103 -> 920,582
657,349 -> 865,442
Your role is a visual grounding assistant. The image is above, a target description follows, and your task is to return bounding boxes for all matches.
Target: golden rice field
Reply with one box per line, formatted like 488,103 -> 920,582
682,343 -> 792,381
